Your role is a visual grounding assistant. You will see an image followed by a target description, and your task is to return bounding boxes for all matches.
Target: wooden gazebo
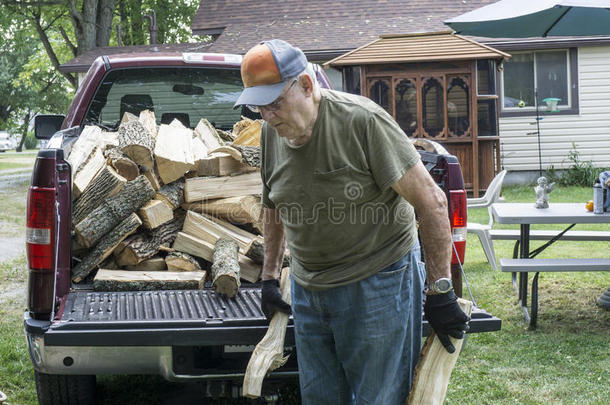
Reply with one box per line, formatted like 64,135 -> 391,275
325,31 -> 510,196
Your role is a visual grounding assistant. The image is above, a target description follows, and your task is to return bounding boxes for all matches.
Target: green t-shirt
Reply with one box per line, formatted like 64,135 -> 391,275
261,89 -> 421,290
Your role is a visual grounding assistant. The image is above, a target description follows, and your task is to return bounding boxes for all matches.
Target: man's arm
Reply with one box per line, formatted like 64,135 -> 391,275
262,207 -> 286,280
391,160 -> 451,283
392,160 -> 469,353
260,207 -> 291,320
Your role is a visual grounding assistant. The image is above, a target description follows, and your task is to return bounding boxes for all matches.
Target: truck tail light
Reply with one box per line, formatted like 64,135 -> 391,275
449,189 -> 467,265
26,186 -> 56,319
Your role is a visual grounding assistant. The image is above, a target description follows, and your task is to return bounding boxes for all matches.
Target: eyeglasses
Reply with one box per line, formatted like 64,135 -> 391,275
246,79 -> 298,113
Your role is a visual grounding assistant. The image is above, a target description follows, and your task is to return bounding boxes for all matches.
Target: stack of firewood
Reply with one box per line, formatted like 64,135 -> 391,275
69,110 -> 271,298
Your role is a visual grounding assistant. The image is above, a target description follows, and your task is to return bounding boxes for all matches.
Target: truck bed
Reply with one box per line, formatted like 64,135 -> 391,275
40,286 -> 500,348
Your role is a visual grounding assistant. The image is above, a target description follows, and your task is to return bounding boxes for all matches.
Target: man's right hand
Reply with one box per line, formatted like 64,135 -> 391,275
261,279 -> 291,321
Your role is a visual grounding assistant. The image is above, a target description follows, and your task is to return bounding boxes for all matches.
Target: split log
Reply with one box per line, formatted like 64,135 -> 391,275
194,118 -> 223,150
245,236 -> 290,268
154,121 -> 194,184
141,166 -> 162,191
99,256 -> 119,270
232,119 -> 261,147
138,109 -> 158,138
208,145 -> 242,161
165,252 -> 201,272
182,210 -> 256,253
120,111 -> 138,125
74,175 -> 155,248
197,152 -> 249,177
408,298 -> 474,405
93,269 -> 206,291
118,120 -> 155,170
183,195 -> 262,225
72,213 -> 142,283
217,128 -> 235,142
210,238 -> 240,298
155,179 -> 184,210
138,199 -> 174,229
125,256 -> 167,271
172,232 -> 260,283
72,146 -> 106,199
104,146 -> 139,180
242,267 -> 291,398
184,172 -> 263,202
191,136 -> 209,170
114,213 -> 185,266
233,145 -> 261,168
72,165 -> 127,224
67,125 -> 102,177
233,117 -> 254,137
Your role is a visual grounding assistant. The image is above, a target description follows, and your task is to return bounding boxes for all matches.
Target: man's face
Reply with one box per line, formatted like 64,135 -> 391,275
258,77 -> 313,145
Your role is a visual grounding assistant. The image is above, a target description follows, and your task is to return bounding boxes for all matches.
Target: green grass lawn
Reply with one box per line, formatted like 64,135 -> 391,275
0,184 -> 608,404
0,151 -> 36,171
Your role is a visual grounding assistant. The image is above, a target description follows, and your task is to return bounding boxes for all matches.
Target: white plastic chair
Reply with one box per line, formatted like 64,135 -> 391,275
466,170 -> 507,270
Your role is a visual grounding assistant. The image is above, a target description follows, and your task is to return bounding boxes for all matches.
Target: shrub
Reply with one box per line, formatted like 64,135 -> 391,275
23,132 -> 37,150
546,143 -> 608,187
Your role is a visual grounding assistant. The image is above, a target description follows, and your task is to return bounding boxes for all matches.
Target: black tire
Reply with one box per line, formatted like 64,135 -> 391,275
34,371 -> 96,405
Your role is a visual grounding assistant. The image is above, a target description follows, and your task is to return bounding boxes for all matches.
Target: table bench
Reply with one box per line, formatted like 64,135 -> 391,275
490,229 -> 610,241
500,258 -> 610,327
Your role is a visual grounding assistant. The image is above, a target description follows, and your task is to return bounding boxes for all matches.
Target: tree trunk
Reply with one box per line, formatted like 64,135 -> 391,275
74,175 -> 155,248
16,110 -> 31,152
96,0 -> 116,47
72,213 -> 142,283
243,267 -> 291,398
210,238 -> 240,298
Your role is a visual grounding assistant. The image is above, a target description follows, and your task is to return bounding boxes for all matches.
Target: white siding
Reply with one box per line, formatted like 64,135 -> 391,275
499,46 -> 610,171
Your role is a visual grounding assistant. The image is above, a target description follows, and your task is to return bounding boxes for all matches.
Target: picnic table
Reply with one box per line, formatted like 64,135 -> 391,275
491,202 -> 610,328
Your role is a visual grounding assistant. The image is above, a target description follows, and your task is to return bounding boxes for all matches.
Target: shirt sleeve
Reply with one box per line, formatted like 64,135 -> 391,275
364,110 -> 421,191
260,123 -> 276,209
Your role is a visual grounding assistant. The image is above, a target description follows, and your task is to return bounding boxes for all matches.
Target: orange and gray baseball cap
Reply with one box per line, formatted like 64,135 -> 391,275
234,39 -> 307,108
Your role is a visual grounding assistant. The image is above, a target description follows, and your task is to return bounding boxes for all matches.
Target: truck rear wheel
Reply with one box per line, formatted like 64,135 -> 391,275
34,371 -> 96,405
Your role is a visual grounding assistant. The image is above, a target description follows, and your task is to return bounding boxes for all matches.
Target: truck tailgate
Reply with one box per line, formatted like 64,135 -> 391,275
42,287 -> 500,346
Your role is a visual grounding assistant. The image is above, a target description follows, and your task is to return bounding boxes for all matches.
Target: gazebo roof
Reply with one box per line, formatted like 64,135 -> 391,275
325,31 -> 510,67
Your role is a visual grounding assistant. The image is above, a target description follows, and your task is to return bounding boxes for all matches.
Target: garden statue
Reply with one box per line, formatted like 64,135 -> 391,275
535,176 -> 555,209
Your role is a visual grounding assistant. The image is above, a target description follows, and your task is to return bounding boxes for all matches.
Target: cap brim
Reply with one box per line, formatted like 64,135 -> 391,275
233,81 -> 287,109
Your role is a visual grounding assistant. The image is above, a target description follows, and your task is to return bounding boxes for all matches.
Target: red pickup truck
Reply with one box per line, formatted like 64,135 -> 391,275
26,52 -> 500,404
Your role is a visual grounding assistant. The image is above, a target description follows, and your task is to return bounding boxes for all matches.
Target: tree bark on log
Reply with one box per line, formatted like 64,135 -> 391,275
74,175 -> 155,248
93,269 -> 206,291
184,172 -> 262,202
105,146 -> 139,181
72,165 -> 127,225
233,145 -> 261,168
155,179 -> 184,210
72,213 -> 142,283
114,212 -> 185,266
408,298 -> 473,405
118,120 -> 155,170
245,237 -> 290,268
243,267 -> 291,398
211,238 -> 240,298
165,251 -> 201,272
141,166 -> 162,191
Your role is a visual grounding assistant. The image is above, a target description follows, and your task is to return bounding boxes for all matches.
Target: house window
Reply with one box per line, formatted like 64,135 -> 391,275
501,49 -> 578,115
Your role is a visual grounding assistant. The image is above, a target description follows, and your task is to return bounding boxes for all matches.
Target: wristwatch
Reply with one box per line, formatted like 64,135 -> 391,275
428,277 -> 453,294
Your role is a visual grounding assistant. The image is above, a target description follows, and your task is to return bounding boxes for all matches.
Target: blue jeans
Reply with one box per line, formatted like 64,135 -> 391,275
291,244 -> 426,405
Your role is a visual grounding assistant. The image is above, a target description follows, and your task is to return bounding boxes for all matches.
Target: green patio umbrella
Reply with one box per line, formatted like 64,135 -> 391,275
444,0 -> 610,38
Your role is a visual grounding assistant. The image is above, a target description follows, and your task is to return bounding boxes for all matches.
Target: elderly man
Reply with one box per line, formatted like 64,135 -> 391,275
234,39 -> 469,405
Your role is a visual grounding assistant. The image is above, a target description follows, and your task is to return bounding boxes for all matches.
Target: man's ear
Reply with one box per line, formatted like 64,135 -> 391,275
299,74 -> 314,96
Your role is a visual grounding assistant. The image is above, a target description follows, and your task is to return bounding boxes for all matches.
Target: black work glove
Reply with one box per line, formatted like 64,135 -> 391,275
424,290 -> 471,354
261,279 -> 291,321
